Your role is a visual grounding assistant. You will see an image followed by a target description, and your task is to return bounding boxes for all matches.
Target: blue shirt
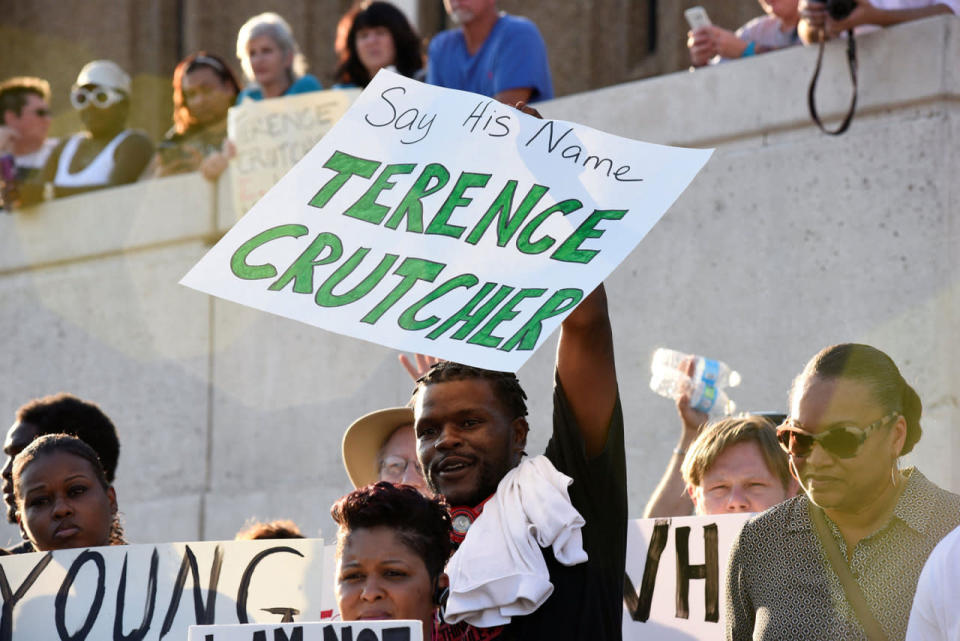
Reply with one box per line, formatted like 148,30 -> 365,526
427,14 -> 554,102
236,74 -> 323,104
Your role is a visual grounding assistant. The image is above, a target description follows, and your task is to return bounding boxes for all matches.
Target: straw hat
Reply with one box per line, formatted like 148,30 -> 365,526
341,406 -> 415,488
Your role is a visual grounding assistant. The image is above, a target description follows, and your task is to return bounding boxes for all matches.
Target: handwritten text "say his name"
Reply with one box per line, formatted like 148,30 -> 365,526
363,86 -> 644,184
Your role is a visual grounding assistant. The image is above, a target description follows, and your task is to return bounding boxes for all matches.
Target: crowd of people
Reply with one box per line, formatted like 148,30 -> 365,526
2,0 -> 956,208
5,338 -> 958,639
0,0 -> 553,210
1,1 -> 959,640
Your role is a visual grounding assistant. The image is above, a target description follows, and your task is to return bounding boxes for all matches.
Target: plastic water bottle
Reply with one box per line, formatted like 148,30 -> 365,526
649,348 -> 741,416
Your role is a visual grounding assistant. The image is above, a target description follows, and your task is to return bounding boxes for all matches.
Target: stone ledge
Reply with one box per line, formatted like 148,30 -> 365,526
0,172 -> 215,274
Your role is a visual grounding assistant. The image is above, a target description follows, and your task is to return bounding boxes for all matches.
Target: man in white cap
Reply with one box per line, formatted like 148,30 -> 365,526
20,60 -> 153,206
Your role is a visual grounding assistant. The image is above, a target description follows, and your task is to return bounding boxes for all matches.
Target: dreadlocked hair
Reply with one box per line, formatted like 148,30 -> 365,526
411,361 -> 528,420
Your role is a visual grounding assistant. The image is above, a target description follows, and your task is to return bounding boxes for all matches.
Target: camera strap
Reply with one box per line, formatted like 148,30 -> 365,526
807,28 -> 858,135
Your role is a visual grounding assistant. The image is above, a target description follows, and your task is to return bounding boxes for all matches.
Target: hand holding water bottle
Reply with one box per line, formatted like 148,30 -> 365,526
649,347 -> 741,417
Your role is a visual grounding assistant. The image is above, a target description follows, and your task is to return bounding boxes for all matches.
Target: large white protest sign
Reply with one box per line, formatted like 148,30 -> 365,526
0,538 -> 330,641
229,90 -> 361,220
190,620 -> 422,641
184,70 -> 713,372
622,513 -> 751,640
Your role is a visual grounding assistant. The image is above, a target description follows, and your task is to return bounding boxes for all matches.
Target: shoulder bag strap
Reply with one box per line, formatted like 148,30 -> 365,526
807,29 -> 858,135
808,501 -> 888,641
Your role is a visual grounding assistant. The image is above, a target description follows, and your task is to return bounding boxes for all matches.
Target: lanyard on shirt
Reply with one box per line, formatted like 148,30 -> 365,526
808,501 -> 888,641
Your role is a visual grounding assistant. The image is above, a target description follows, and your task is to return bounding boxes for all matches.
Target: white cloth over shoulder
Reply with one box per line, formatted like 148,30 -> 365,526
444,455 -> 588,627
905,524 -> 960,641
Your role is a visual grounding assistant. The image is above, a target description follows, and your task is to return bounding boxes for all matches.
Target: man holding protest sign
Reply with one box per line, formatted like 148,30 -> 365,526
179,68 -> 713,639
413,283 -> 626,640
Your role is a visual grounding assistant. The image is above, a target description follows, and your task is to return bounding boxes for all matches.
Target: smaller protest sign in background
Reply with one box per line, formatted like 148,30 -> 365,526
229,89 -> 361,220
190,620 -> 422,641
186,70 -> 713,372
0,538 -> 329,641
621,513 -> 751,640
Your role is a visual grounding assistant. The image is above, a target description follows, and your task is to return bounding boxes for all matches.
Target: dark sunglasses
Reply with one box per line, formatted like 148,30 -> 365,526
776,411 -> 899,459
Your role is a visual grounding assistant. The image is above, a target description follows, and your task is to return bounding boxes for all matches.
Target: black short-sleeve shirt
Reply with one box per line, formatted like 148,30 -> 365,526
500,374 -> 627,640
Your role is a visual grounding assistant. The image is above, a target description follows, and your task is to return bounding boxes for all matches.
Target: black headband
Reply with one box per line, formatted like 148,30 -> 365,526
189,56 -> 227,73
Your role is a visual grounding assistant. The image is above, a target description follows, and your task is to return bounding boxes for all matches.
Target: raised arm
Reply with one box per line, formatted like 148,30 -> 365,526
643,391 -> 706,517
514,98 -> 616,458
556,283 -> 617,458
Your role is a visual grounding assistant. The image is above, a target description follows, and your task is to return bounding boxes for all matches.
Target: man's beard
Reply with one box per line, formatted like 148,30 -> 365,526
430,456 -> 510,507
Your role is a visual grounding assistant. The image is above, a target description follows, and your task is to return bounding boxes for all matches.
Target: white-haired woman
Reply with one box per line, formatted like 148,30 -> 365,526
235,12 -> 322,103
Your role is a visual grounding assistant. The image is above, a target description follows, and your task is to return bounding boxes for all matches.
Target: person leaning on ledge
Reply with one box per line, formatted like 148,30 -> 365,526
0,77 -> 57,185
797,0 -> 957,43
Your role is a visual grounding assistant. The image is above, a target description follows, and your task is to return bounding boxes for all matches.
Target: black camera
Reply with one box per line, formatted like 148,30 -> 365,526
816,0 -> 858,20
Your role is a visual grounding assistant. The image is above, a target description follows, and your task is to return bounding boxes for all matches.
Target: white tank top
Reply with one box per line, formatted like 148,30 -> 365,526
54,130 -> 133,188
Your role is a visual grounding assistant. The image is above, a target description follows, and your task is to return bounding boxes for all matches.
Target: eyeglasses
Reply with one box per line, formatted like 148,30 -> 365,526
70,86 -> 126,110
776,411 -> 899,459
378,455 -> 422,483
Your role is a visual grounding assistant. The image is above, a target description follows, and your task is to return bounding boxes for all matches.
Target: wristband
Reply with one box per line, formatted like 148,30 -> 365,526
742,41 -> 756,57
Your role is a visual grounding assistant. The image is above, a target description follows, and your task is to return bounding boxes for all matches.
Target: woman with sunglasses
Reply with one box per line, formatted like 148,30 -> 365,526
21,60 -> 153,206
726,343 -> 960,641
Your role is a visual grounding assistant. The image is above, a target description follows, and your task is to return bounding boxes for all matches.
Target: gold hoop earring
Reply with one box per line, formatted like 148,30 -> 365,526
891,458 -> 900,487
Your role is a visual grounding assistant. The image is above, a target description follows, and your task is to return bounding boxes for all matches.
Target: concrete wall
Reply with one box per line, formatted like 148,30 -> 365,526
0,16 -> 956,547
